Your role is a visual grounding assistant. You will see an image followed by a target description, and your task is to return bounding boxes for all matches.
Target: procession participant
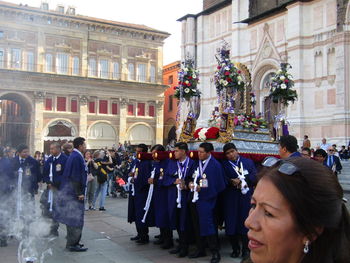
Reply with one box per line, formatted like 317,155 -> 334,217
326,146 -> 342,177
279,135 -> 301,159
188,142 -> 226,263
222,143 -> 257,259
133,144 -> 153,244
62,142 -> 73,156
41,142 -> 68,237
0,147 -> 13,247
11,144 -> 41,236
148,145 -> 173,249
54,137 -> 88,252
127,148 -> 140,233
163,142 -> 196,257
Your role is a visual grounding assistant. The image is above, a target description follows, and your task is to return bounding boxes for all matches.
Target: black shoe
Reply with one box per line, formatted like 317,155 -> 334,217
78,243 -> 84,248
161,241 -> 174,249
0,239 -> 7,247
210,252 -> 221,263
153,239 -> 164,245
169,247 -> 181,254
178,249 -> 188,258
99,207 -> 106,211
230,248 -> 241,258
154,234 -> 161,239
188,250 -> 206,258
136,239 -> 149,245
68,245 -> 88,252
130,235 -> 140,241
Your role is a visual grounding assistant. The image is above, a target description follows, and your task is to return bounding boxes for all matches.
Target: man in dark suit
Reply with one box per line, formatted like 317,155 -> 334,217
279,135 -> 302,159
326,146 -> 342,177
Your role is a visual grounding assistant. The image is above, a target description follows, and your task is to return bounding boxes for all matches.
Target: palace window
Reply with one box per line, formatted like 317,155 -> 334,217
137,103 -> 145,116
57,97 -> 67,111
57,53 -> 69,74
99,100 -> 108,114
72,56 -> 79,75
99,59 -> 109,78
150,65 -> 156,83
113,62 -> 119,79
137,63 -> 147,82
148,105 -> 155,117
71,99 -> 78,113
128,63 -> 135,80
88,58 -> 97,77
27,52 -> 34,71
45,53 -> 53,72
45,98 -> 52,111
88,101 -> 96,113
112,102 -> 118,115
127,104 -> 134,115
11,48 -> 21,69
0,49 -> 4,68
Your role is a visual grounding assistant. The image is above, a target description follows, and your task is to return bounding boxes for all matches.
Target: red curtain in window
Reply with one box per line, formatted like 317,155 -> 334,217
57,97 -> 66,111
148,105 -> 155,117
99,100 -> 108,114
112,103 -> 118,115
89,101 -> 95,113
127,104 -> 134,115
137,103 -> 145,116
45,98 -> 52,111
71,99 -> 78,112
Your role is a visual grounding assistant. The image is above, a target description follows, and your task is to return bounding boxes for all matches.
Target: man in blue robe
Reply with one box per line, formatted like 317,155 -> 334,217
279,135 -> 302,159
41,142 -> 68,237
54,137 -> 88,252
188,142 -> 226,263
163,142 -> 196,257
222,143 -> 257,259
0,147 -> 14,247
148,145 -> 172,249
131,144 -> 154,244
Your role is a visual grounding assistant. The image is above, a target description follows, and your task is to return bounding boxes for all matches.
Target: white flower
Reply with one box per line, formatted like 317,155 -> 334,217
198,128 -> 209,141
184,68 -> 188,72
223,80 -> 228,86
280,76 -> 286,81
192,74 -> 197,78
225,66 -> 230,71
281,84 -> 287,89
185,80 -> 189,84
184,88 -> 190,93
277,69 -> 282,74
192,89 -> 197,92
238,81 -> 242,85
219,79 -> 224,84
237,76 -> 243,82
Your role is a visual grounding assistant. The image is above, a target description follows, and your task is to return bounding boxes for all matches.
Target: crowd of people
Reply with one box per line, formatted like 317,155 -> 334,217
0,135 -> 350,263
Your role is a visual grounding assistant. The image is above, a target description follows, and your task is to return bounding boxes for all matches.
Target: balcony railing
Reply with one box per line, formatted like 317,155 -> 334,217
0,61 -> 159,84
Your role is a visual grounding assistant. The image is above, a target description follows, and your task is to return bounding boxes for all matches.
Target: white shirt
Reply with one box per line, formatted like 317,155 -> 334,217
320,143 -> 331,151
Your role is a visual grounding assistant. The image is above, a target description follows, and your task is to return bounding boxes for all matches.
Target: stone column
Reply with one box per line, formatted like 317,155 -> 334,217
119,98 -> 128,143
79,96 -> 88,138
155,101 -> 164,145
33,91 -> 45,152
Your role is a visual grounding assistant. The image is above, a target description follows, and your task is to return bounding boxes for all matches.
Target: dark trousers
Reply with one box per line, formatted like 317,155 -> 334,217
176,208 -> 188,251
66,225 -> 83,247
136,225 -> 149,241
188,201 -> 220,254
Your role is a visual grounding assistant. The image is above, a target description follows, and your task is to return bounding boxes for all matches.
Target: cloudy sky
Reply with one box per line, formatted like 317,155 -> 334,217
6,0 -> 203,65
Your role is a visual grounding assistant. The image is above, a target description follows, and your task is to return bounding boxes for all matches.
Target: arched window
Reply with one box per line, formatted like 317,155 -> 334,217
72,56 -> 79,75
113,62 -> 119,79
150,65 -> 156,83
88,58 -> 97,77
45,53 -> 53,72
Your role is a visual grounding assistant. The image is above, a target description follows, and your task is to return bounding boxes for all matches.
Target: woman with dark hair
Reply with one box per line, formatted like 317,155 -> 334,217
245,157 -> 350,263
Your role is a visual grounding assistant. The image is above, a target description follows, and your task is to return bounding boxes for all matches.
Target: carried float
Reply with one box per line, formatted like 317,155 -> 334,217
175,43 -> 298,162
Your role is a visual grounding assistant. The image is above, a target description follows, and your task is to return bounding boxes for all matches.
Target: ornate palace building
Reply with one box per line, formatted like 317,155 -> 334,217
0,1 -> 169,151
179,0 -> 350,146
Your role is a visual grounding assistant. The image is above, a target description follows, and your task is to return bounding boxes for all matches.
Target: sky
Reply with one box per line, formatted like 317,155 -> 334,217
5,0 -> 203,65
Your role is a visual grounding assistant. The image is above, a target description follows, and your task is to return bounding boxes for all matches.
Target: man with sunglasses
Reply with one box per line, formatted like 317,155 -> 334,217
222,143 -> 257,260
278,135 -> 301,159
326,146 -> 342,177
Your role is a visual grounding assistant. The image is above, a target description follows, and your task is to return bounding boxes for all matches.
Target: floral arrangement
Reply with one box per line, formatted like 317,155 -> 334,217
174,58 -> 200,101
234,112 -> 267,132
269,63 -> 298,106
193,127 -> 220,141
214,45 -> 245,95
